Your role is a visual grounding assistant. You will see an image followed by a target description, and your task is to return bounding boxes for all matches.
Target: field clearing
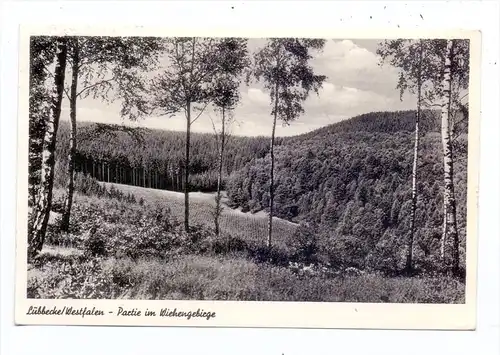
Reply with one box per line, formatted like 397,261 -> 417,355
100,182 -> 299,251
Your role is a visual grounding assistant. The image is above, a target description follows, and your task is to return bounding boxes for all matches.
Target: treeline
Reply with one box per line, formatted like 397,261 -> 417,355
54,121 -> 272,192
294,109 -> 442,141
226,112 -> 468,273
54,111 -> 433,193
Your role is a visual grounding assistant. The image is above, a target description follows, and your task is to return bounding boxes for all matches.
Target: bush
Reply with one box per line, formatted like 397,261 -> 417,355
83,226 -> 108,258
289,222 -> 319,264
365,230 -> 406,274
318,234 -> 367,270
74,173 -> 138,204
27,257 -> 120,299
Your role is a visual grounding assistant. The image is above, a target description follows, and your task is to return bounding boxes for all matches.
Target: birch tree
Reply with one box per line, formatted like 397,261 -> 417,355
150,37 -> 223,231
439,39 -> 470,276
208,38 -> 248,240
423,39 -> 469,275
377,39 -> 437,273
249,38 -> 326,249
60,36 -> 164,231
29,37 -> 57,208
378,38 -> 469,275
29,37 -> 68,258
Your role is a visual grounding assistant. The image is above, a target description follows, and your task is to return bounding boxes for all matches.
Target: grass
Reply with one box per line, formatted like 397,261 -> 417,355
105,255 -> 465,302
28,250 -> 465,303
26,186 -> 466,303
101,182 -> 298,253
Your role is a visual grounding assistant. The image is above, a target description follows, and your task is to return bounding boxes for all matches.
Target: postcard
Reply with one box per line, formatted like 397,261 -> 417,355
15,25 -> 480,329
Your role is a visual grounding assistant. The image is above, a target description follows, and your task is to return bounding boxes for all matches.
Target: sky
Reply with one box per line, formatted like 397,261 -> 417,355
60,38 -> 418,137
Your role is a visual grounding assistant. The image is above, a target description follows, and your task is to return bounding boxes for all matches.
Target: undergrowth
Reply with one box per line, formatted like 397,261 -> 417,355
27,188 -> 466,303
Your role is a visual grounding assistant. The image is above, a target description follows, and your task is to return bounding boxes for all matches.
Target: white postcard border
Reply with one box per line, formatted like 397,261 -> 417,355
15,25 -> 481,329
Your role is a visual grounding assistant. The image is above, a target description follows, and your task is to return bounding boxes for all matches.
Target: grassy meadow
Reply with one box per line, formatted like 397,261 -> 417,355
27,181 -> 465,303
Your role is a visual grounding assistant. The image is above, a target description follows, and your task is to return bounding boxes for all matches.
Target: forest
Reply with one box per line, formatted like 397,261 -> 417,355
27,36 -> 470,302
52,121 -> 272,193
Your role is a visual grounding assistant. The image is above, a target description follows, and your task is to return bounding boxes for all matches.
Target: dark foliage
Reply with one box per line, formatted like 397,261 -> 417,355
226,110 -> 468,274
54,121 -> 272,192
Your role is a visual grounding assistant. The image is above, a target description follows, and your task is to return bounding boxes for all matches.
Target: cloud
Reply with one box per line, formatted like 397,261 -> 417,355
67,38 -> 417,137
312,39 -> 403,97
246,87 -> 271,107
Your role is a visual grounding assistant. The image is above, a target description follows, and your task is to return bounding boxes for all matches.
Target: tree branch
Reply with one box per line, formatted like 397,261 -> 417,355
76,75 -> 117,98
42,63 -> 72,101
191,102 -> 210,124
207,111 -> 220,152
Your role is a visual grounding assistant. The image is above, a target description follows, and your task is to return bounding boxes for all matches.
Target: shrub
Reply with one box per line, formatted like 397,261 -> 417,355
83,226 -> 108,258
73,173 -> 138,204
27,257 -> 120,299
50,196 -> 66,214
319,234 -> 367,270
365,229 -> 406,274
289,222 -> 319,264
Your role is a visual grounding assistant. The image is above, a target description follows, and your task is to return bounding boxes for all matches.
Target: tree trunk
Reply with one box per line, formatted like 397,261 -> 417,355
405,40 -> 423,273
170,167 -> 174,190
29,38 -> 68,258
215,106 -> 225,238
61,39 -> 80,232
184,101 -> 191,231
267,82 -> 279,250
440,39 -> 460,275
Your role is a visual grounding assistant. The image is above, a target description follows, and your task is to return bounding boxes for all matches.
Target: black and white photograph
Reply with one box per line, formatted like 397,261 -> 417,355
15,28 -> 480,328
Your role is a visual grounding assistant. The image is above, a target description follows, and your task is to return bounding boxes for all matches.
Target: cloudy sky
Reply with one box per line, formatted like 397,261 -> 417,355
61,38 -> 418,137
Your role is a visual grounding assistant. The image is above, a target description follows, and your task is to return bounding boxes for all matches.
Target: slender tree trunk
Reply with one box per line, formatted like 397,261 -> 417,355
170,167 -> 173,190
441,208 -> 448,259
440,39 -> 460,275
215,106 -> 225,238
267,82 -> 279,249
61,39 -> 80,231
29,38 -> 68,258
184,101 -> 191,231
405,40 -> 423,273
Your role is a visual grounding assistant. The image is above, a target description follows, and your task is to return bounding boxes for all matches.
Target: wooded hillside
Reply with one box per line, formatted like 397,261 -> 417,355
53,109 -> 468,273
54,121 -> 273,192
226,110 -> 468,272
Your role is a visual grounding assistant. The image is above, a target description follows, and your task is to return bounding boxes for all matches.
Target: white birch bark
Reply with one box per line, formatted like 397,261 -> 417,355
61,39 -> 79,231
29,38 -> 68,258
405,40 -> 423,273
440,39 -> 460,274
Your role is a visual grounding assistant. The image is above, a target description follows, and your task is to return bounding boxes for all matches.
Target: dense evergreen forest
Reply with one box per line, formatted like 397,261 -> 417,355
54,121 -> 273,192
227,110 -> 468,272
